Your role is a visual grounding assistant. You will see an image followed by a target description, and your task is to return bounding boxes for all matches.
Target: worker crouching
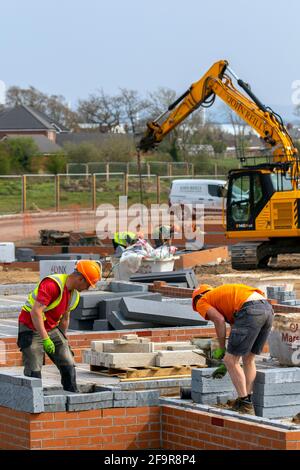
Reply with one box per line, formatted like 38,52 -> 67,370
193,283 -> 273,415
17,260 -> 102,392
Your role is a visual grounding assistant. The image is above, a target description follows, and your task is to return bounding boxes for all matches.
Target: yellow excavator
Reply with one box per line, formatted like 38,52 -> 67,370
138,60 -> 300,270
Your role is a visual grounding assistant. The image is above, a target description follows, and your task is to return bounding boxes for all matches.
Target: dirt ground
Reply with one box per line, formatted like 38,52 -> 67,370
3,254 -> 300,290
0,266 -> 39,284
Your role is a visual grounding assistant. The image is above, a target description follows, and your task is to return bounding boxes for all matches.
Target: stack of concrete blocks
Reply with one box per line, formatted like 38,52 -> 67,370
83,334 -> 206,369
266,285 -> 299,306
191,367 -> 236,405
253,368 -> 300,418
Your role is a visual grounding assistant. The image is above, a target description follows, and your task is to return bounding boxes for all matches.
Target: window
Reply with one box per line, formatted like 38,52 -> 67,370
270,173 -> 293,192
208,184 -> 223,198
230,174 -> 251,223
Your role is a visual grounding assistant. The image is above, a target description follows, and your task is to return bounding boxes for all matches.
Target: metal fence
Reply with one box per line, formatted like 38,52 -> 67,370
0,173 -> 226,214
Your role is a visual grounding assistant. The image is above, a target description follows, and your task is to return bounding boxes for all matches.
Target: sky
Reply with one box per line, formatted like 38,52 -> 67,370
1,0 -> 300,118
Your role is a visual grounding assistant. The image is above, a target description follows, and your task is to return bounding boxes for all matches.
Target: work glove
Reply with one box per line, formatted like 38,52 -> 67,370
43,337 -> 55,355
212,347 -> 226,360
212,364 -> 227,379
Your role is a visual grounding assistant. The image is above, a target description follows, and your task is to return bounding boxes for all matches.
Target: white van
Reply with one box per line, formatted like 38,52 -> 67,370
169,179 -> 227,210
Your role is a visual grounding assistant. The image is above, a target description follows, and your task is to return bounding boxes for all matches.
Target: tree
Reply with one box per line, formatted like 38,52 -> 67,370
77,90 -> 121,132
62,142 -> 102,163
0,142 -> 12,174
44,153 -> 66,174
222,105 -> 249,159
119,88 -> 150,134
6,137 -> 39,172
6,86 -> 79,129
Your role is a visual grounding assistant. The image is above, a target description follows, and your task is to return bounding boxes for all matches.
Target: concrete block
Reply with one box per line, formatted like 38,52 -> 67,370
136,390 -> 160,406
98,292 -> 162,319
156,350 -> 206,367
120,297 -> 207,327
67,391 -> 113,404
90,341 -> 111,352
109,281 -> 148,293
107,310 -> 157,330
253,381 -> 300,396
0,382 -> 44,413
254,404 -> 300,418
114,400 -> 137,407
114,391 -> 136,401
93,320 -> 112,331
69,317 -> 94,331
67,400 -> 113,411
253,394 -> 300,407
72,307 -> 98,320
103,341 -> 153,353
255,368 -> 300,384
43,395 -> 67,411
153,341 -> 193,351
130,270 -> 198,289
192,390 -> 235,405
102,352 -> 157,368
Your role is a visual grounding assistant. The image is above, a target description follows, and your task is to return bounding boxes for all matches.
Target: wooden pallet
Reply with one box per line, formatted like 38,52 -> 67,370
90,364 -> 207,380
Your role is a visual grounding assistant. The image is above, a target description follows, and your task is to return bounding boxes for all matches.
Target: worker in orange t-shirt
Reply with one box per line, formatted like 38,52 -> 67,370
192,283 -> 273,415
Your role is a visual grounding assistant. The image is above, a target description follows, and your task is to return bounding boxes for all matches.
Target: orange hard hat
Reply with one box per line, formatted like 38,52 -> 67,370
76,260 -> 102,288
192,284 -> 213,311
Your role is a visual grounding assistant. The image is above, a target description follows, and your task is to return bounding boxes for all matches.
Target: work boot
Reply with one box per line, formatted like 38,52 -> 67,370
292,413 -> 300,424
230,397 -> 255,415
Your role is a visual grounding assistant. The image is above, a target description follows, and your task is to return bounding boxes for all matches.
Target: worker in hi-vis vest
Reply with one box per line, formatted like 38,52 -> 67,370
113,231 -> 138,251
17,260 -> 102,392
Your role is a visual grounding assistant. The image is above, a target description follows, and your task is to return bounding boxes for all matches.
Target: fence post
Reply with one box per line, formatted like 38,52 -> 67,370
215,162 -> 218,176
186,162 -> 189,175
106,163 -> 110,182
124,172 -> 128,196
22,175 -> 27,213
156,175 -> 160,204
147,163 -> 151,180
55,175 -> 60,212
191,163 -> 195,177
92,174 -> 97,210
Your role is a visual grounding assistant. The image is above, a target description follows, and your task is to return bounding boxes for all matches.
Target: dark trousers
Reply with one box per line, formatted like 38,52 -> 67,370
17,323 -> 78,392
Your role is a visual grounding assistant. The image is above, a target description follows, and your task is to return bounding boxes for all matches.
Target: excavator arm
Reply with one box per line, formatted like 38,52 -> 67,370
139,59 -> 298,184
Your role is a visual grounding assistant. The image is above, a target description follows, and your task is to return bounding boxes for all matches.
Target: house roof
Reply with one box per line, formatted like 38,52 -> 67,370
3,134 -> 62,155
0,105 -> 69,132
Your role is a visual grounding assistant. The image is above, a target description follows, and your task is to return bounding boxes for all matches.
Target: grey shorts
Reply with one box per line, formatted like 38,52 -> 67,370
227,299 -> 273,356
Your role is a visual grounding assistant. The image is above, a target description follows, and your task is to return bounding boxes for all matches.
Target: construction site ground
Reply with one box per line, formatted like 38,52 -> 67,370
3,253 -> 300,288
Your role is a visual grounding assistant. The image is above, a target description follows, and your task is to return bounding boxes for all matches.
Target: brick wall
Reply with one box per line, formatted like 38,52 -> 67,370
2,403 -> 300,450
161,405 -> 300,450
0,326 -> 217,367
0,405 -> 160,450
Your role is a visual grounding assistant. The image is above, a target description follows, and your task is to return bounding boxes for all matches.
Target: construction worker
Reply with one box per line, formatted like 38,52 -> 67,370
152,224 -> 180,248
17,260 -> 102,392
112,231 -> 138,252
192,283 -> 273,415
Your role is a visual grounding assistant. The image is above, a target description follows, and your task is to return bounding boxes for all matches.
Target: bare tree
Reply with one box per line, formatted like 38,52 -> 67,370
119,88 -> 150,134
77,90 -> 121,132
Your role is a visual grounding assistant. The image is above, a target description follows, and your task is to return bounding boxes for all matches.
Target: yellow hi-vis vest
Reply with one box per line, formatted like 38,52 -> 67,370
113,231 -> 136,247
22,274 -> 80,324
